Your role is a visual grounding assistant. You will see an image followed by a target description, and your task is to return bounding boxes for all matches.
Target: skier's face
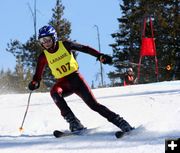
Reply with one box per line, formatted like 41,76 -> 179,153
128,71 -> 133,75
39,36 -> 53,50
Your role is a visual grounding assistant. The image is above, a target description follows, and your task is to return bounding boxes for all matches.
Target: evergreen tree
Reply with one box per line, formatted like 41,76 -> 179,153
6,0 -> 72,91
0,61 -> 32,93
43,0 -> 73,87
14,57 -> 26,92
0,68 -> 17,93
109,0 -> 141,84
49,0 -> 78,59
49,0 -> 71,41
109,0 -> 180,84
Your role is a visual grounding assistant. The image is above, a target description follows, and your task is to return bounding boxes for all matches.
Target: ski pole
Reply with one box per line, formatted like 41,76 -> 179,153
19,91 -> 32,132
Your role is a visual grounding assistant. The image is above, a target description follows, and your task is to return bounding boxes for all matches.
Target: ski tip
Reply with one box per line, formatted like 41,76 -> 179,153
53,130 -> 64,138
115,131 -> 124,138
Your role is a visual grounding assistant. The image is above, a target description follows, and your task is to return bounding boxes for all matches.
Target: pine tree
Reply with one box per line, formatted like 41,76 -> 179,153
109,0 -> 180,84
42,0 -> 73,87
14,57 -> 26,92
109,0 -> 141,84
49,0 -> 78,59
6,0 -> 72,91
49,0 -> 71,41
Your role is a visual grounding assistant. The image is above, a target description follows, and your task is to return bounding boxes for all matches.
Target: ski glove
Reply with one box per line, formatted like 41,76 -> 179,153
28,81 -> 40,91
97,54 -> 112,64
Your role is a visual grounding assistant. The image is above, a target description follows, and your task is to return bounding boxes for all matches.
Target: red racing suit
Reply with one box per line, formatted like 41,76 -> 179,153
123,73 -> 135,86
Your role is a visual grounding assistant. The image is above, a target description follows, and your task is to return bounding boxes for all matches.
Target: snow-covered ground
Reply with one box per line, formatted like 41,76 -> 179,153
0,81 -> 180,153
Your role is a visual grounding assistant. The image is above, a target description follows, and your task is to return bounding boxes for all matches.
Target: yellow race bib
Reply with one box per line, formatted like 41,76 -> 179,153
44,41 -> 79,79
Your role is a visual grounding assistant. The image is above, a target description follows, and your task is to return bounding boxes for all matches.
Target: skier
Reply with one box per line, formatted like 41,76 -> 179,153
123,68 -> 136,86
28,25 -> 133,133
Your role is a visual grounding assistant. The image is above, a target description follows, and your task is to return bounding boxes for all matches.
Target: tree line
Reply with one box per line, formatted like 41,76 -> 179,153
1,0 -> 179,93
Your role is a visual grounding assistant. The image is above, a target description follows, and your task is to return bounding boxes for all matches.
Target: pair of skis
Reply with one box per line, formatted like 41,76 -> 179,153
53,125 -> 143,139
53,128 -> 129,139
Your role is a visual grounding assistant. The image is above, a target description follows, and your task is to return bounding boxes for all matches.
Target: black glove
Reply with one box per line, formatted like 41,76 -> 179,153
97,54 -> 112,64
28,81 -> 40,91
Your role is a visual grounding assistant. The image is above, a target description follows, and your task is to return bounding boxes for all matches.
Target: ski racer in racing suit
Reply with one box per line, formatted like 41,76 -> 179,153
28,25 -> 134,133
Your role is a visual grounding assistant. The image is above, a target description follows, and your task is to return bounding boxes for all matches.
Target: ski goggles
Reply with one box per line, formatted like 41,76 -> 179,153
39,36 -> 53,45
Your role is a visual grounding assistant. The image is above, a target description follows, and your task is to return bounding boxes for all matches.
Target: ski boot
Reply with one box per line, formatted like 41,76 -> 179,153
64,113 -> 85,132
112,116 -> 134,132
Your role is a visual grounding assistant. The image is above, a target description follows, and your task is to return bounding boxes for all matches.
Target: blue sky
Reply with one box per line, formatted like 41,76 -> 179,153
0,0 -> 122,87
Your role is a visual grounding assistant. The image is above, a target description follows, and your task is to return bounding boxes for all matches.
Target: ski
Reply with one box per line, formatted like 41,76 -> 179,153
115,130 -> 134,139
53,128 -> 89,138
115,125 -> 144,139
115,131 -> 125,138
53,130 -> 80,138
54,129 -> 125,139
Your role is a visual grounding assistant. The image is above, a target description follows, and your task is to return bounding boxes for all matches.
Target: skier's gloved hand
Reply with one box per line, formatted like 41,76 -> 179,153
28,80 -> 40,91
97,54 -> 112,64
